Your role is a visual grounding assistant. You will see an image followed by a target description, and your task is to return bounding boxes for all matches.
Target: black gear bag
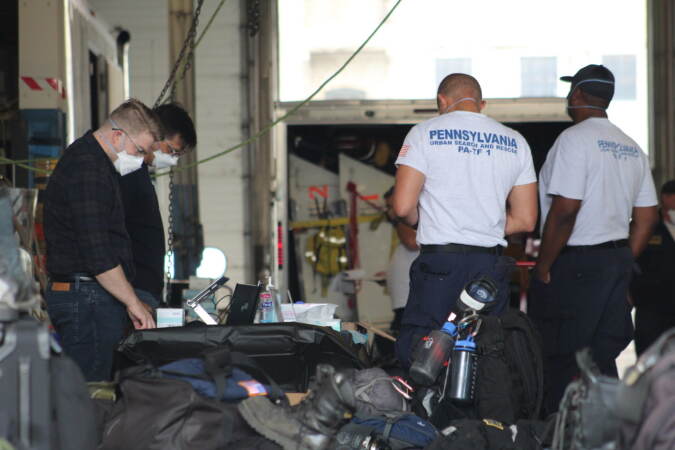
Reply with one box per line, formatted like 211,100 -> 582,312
115,322 -> 370,392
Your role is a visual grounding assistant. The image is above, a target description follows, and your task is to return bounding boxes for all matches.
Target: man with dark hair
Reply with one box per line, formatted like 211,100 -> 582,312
392,73 -> 538,366
531,64 -> 658,414
630,179 -> 675,355
44,99 -> 160,381
119,102 -> 197,307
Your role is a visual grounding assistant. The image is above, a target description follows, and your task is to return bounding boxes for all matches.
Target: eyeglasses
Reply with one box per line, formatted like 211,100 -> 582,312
166,142 -> 188,157
112,127 -> 152,156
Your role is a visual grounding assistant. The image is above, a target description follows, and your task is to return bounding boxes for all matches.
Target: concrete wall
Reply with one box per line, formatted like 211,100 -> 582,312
88,0 -> 249,285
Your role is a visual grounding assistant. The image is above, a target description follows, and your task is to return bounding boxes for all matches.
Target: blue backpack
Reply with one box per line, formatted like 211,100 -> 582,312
332,413 -> 438,449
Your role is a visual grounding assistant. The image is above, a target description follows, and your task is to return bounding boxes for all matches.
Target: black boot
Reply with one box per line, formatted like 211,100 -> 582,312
238,364 -> 356,450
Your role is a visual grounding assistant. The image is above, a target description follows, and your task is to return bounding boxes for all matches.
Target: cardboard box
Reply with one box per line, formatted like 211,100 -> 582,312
286,391 -> 309,406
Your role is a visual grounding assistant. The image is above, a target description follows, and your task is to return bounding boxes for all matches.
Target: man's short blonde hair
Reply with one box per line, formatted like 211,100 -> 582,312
109,99 -> 163,141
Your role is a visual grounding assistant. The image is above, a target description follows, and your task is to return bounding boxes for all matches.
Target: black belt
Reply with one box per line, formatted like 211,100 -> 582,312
562,239 -> 629,253
420,243 -> 503,255
49,273 -> 96,283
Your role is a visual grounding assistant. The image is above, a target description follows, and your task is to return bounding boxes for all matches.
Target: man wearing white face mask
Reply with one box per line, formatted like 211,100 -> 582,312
531,64 -> 658,415
391,73 -> 538,367
44,99 -> 162,381
119,102 -> 196,307
630,180 -> 675,355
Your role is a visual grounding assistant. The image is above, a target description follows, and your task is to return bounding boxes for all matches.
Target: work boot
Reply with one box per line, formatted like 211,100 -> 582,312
238,364 -> 356,450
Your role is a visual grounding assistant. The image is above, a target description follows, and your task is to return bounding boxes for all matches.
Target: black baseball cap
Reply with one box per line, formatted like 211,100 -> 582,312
561,64 -> 615,102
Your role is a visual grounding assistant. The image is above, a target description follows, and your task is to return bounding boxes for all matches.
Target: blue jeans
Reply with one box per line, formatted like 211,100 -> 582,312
46,280 -> 129,381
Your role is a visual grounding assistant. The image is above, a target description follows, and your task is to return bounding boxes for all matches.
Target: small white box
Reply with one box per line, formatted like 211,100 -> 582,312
156,308 -> 185,328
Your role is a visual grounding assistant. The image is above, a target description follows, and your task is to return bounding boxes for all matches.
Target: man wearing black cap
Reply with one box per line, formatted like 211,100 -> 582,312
630,179 -> 675,355
530,64 -> 658,414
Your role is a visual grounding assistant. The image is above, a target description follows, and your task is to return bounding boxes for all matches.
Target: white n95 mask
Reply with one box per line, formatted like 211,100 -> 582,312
115,149 -> 145,176
151,151 -> 179,169
100,132 -> 145,176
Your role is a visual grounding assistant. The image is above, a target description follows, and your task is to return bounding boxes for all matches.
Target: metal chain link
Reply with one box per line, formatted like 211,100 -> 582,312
174,0 -> 202,90
246,0 -> 261,37
154,0 -> 205,109
163,0 -> 205,303
165,167 -> 175,303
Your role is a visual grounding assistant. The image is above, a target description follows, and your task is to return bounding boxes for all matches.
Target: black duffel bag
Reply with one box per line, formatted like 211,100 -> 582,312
115,322 -> 370,392
99,367 -> 281,450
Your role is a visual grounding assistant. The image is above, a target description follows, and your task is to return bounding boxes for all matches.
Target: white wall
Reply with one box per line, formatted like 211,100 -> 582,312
88,0 -> 249,284
193,0 -> 249,284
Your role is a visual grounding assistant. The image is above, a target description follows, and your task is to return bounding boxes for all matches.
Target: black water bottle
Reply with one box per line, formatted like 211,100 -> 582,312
447,336 -> 477,403
409,321 -> 458,386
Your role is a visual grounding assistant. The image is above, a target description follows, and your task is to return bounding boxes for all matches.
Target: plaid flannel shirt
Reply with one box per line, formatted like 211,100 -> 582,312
44,131 -> 135,280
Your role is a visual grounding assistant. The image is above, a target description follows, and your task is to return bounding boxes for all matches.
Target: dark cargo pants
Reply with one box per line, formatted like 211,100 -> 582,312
528,246 -> 634,415
395,251 -> 513,368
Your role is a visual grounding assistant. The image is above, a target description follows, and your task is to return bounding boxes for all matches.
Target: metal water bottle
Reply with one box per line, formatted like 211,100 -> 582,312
447,336 -> 477,403
409,321 -> 458,386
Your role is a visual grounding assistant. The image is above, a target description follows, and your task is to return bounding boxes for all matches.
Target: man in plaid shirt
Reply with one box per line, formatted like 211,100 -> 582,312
44,99 -> 161,381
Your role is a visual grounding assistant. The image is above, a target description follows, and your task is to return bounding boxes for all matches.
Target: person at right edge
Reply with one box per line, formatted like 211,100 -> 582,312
531,64 -> 658,416
630,179 -> 675,356
392,73 -> 538,367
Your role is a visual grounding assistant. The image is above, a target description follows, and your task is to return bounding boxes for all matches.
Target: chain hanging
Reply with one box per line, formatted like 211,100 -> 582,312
154,0 -> 205,109
163,0 -> 205,303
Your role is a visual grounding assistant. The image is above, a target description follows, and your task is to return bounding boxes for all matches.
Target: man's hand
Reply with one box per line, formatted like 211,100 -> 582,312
127,299 -> 156,329
140,301 -> 154,314
533,265 -> 551,284
95,265 -> 157,329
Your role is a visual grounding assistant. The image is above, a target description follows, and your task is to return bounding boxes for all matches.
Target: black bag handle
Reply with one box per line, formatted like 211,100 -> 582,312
201,347 -> 288,404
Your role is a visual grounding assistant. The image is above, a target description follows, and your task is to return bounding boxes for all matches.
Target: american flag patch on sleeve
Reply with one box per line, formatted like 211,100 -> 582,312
399,144 -> 410,157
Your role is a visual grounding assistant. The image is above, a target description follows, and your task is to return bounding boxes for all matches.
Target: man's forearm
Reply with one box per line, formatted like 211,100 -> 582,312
504,182 -> 538,236
537,213 -> 576,274
399,207 -> 419,229
95,265 -> 141,307
629,207 -> 659,258
395,222 -> 419,250
505,213 -> 533,236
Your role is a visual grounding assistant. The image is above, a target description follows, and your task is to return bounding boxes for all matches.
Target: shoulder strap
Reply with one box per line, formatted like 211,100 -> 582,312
202,347 -> 287,404
383,417 -> 395,440
353,376 -> 393,401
